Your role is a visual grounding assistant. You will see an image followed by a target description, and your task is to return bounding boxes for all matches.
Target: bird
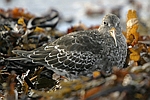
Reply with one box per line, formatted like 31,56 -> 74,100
9,14 -> 127,79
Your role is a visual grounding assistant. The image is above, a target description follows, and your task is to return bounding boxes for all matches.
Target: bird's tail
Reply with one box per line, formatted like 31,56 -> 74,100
6,56 -> 30,61
5,50 -> 32,61
12,50 -> 33,57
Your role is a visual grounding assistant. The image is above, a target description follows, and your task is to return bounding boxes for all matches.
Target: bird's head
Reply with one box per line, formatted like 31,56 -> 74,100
98,14 -> 121,47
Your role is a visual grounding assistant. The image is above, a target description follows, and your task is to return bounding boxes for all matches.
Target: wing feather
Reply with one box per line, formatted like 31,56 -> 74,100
11,30 -> 101,78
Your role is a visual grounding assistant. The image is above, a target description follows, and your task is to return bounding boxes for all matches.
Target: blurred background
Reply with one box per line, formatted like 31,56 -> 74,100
0,0 -> 150,31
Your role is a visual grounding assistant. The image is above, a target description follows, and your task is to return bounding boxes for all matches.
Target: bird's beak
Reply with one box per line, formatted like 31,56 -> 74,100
109,27 -> 117,46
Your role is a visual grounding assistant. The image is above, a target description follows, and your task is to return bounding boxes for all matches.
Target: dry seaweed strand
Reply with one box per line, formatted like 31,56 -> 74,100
12,7 -> 34,20
124,10 -> 144,65
0,7 -> 35,20
126,9 -> 139,46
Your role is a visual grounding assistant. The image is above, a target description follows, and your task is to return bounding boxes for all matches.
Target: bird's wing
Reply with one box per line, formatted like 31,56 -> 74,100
12,30 -> 102,76
54,31 -> 102,51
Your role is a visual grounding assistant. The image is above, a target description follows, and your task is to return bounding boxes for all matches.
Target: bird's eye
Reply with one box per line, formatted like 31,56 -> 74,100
104,22 -> 108,26
115,22 -> 120,27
